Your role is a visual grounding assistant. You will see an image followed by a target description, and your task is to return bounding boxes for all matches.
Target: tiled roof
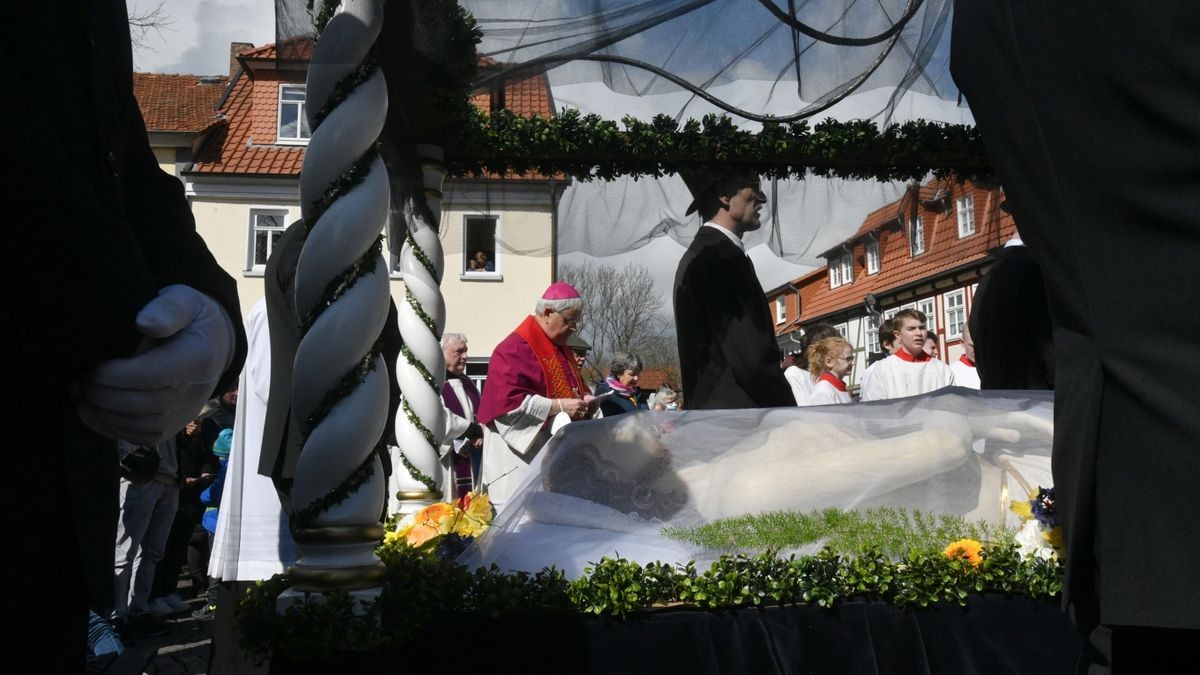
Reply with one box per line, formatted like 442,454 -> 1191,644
776,179 -> 1014,326
188,42 -> 556,177
133,73 -> 226,133
636,368 -> 678,392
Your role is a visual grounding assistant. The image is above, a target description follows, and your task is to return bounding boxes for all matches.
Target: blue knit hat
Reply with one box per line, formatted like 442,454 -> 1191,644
213,428 -> 233,458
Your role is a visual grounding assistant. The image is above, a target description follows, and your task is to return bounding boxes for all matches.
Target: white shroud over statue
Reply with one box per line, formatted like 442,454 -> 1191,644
209,299 -> 296,581
461,389 -> 1054,578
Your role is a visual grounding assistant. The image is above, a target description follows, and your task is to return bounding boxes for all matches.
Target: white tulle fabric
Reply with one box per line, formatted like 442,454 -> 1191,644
459,388 -> 1053,578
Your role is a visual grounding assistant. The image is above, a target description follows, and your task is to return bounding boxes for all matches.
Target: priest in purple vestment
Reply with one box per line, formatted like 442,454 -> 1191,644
440,332 -> 482,499
477,283 -> 596,508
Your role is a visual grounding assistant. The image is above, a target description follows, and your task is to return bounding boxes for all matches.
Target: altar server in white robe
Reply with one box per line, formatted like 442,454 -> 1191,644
209,299 -> 295,582
860,309 -> 954,401
803,337 -> 855,406
784,323 -> 841,406
949,324 -> 981,390
477,283 -> 596,509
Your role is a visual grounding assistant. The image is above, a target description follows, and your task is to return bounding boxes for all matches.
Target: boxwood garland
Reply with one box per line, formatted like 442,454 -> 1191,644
436,104 -> 993,184
237,541 -> 1062,661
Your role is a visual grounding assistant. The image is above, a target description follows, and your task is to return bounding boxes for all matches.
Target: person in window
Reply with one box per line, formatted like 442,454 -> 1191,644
802,337 -> 855,406
473,250 -> 495,272
594,352 -> 648,416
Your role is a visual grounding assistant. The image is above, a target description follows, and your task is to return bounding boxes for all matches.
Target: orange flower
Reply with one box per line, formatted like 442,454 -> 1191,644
397,502 -> 460,547
943,538 -> 984,566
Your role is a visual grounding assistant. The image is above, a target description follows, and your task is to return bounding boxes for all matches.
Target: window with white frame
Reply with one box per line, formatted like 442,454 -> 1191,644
865,238 -> 881,274
278,84 -> 311,143
247,209 -> 287,272
918,298 -> 937,333
866,314 -> 881,354
775,296 -> 786,324
829,251 -> 853,288
835,323 -> 848,339
909,216 -> 925,256
463,215 -> 499,276
956,194 -> 975,237
945,289 -> 966,340
883,307 -> 899,321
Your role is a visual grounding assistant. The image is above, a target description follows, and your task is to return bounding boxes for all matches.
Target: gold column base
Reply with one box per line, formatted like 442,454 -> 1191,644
291,522 -> 385,545
395,489 -> 442,501
290,562 -> 387,591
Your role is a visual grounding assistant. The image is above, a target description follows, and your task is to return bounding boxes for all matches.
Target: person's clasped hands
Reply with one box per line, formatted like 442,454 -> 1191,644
76,285 -> 236,446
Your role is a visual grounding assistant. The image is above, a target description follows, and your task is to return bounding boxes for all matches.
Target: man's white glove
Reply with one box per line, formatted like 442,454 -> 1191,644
77,285 -> 236,446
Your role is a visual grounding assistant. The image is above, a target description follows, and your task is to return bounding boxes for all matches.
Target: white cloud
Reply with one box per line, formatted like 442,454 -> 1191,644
130,0 -> 276,75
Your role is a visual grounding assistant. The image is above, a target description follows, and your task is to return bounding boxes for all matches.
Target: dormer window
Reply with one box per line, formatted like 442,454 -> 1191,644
865,238 -> 881,275
956,194 -> 976,237
278,84 -> 311,143
909,216 -> 925,256
829,250 -> 853,289
775,296 -> 786,324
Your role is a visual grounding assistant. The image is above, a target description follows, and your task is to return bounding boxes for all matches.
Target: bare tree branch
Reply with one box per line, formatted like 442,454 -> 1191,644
560,260 -> 679,388
128,1 -> 174,52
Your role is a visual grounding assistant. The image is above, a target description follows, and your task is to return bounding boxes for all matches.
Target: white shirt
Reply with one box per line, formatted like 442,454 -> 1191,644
859,351 -> 955,402
784,366 -> 813,407
804,373 -> 853,406
949,356 -> 981,390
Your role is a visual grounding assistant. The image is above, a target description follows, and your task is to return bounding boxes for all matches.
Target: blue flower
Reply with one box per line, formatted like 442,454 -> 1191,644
1030,487 -> 1058,529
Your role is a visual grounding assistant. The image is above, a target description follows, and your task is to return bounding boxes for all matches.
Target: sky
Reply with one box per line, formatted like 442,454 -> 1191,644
128,0 -> 277,74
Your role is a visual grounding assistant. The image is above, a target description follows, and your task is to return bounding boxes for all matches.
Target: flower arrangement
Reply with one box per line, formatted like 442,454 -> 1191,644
384,491 -> 494,560
1009,486 -> 1064,561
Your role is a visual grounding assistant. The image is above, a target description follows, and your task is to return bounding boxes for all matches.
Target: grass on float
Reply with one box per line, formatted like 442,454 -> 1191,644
662,506 -> 1014,557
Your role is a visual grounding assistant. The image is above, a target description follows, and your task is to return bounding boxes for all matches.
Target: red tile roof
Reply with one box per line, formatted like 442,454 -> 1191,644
773,179 -> 1015,328
183,42 -> 556,177
133,73 -> 226,134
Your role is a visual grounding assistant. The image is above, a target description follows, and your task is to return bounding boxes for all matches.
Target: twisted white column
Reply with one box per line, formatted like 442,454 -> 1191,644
284,0 -> 389,598
392,146 -> 448,508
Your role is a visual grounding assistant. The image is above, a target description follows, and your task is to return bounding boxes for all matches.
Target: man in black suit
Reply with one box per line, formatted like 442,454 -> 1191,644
968,236 -> 1054,390
673,173 -> 796,409
4,2 -> 246,669
954,1 -> 1200,669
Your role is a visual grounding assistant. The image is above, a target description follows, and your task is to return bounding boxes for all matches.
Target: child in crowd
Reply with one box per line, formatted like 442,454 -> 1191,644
192,428 -> 231,620
804,337 -> 855,406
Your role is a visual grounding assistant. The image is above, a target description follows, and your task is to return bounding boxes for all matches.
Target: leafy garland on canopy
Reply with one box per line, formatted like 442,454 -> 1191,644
437,105 -> 993,184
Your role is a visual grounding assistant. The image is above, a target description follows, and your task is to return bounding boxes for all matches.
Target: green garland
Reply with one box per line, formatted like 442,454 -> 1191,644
292,453 -> 377,530
403,286 -> 439,337
302,345 -> 381,435
404,229 -> 439,282
435,106 -> 992,184
399,398 -> 438,453
312,56 -> 380,130
307,145 -> 380,229
238,542 -> 1063,661
308,0 -> 340,35
395,442 -> 438,494
299,236 -> 384,333
398,343 -> 438,391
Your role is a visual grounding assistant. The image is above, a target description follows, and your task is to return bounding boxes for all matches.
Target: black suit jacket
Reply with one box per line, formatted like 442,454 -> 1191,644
259,221 -> 401,493
968,245 -> 1054,390
4,0 -> 246,609
954,0 -> 1200,629
673,227 -> 795,409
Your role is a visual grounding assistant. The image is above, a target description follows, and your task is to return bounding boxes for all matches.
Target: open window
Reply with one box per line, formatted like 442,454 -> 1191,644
463,214 -> 500,278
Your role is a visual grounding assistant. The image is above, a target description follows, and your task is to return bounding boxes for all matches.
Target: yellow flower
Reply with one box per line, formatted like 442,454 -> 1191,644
452,491 -> 494,538
383,529 -> 404,545
944,538 -> 984,567
1009,493 -> 1034,521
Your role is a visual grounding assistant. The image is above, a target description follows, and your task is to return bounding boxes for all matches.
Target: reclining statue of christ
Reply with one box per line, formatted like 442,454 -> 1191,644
463,389 -> 1055,577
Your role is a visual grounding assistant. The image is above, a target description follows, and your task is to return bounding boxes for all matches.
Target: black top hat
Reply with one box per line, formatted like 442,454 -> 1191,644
681,170 -> 760,216
566,333 -> 592,353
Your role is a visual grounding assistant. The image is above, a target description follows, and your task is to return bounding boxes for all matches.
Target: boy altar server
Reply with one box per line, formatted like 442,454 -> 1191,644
860,309 -> 954,401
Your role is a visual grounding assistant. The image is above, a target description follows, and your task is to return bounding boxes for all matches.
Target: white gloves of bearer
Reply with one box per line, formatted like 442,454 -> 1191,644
77,285 -> 236,446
